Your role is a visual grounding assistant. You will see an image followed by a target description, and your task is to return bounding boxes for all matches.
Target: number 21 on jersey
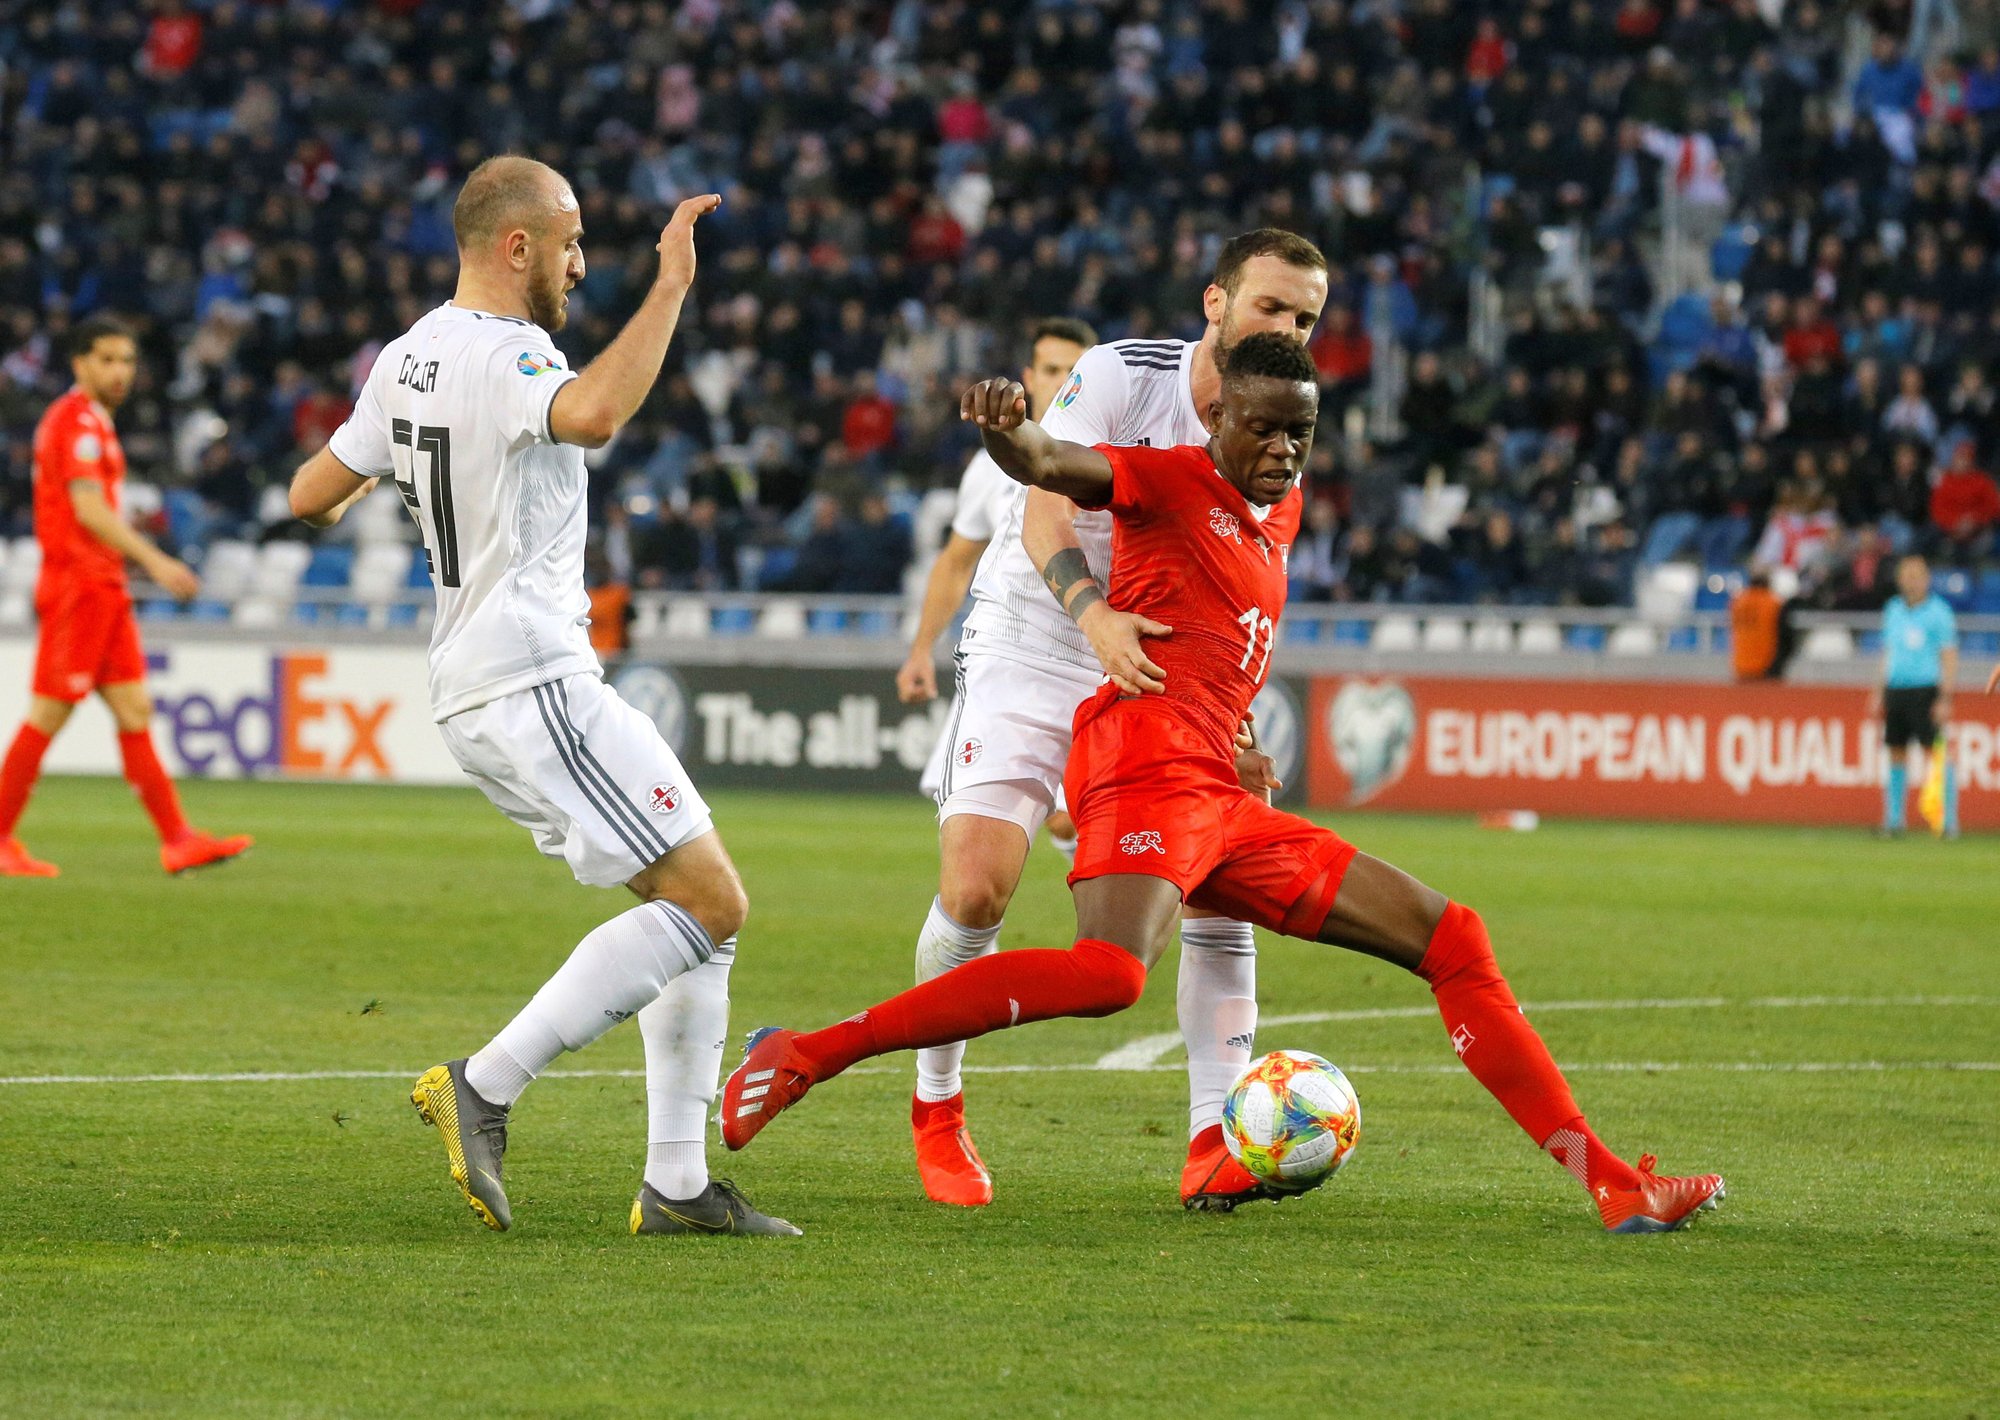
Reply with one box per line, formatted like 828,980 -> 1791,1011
1237,604 -> 1275,684
389,419 -> 460,587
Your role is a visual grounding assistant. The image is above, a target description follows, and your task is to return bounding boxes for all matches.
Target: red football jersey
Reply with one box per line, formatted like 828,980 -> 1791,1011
1076,442 -> 1301,755
32,388 -> 128,594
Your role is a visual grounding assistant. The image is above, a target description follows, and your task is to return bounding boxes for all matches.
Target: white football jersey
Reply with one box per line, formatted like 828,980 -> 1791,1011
961,337 -> 1207,670
948,448 -> 1013,544
327,303 -> 596,721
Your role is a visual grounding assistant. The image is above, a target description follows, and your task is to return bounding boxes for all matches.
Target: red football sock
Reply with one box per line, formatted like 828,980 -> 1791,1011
1418,902 -> 1639,1194
118,730 -> 189,844
792,938 -> 1149,1082
0,723 -> 53,838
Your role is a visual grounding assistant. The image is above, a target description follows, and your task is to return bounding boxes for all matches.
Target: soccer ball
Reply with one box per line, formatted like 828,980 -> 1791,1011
1222,1050 -> 1361,1193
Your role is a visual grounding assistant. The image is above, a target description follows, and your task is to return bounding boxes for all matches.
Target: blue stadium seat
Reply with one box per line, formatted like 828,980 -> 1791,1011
293,603 -> 325,625
386,604 -> 419,629
1332,619 -> 1371,647
1976,570 -> 2000,613
188,599 -> 230,623
1283,618 -> 1322,644
807,608 -> 849,635
1563,624 -> 1607,652
1962,630 -> 2000,658
854,610 -> 894,638
1855,630 -> 1883,655
138,599 -> 180,621
1666,625 -> 1702,653
303,544 -> 355,588
405,549 -> 434,589
1936,569 -> 1974,611
333,604 -> 370,627
712,606 -> 757,636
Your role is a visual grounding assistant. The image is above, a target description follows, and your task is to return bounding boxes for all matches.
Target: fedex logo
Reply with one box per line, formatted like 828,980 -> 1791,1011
147,649 -> 395,778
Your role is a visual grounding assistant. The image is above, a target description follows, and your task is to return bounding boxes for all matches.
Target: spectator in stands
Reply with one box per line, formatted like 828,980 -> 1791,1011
768,495 -> 847,595
1291,498 -> 1347,604
1929,438 -> 2000,565
1754,480 -> 1840,584
585,549 -> 632,662
1883,363 -> 1941,445
836,492 -> 913,596
638,496 -> 741,594
1730,571 -> 1788,680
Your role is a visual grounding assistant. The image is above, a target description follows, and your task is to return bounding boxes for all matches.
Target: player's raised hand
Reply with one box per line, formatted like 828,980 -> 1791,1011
896,652 -> 938,704
1077,602 -> 1172,696
655,194 -> 721,292
960,378 -> 1029,431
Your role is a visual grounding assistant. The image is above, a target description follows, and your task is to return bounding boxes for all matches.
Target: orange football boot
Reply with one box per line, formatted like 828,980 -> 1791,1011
721,1027 -> 816,1150
162,830 -> 253,875
1181,1123 -> 1284,1211
0,837 -> 59,877
1596,1154 -> 1726,1233
912,1093 -> 993,1206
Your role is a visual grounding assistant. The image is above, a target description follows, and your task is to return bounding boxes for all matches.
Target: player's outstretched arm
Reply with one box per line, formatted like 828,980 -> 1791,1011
549,194 -> 720,449
70,479 -> 200,600
960,378 -> 1111,502
289,446 -> 379,529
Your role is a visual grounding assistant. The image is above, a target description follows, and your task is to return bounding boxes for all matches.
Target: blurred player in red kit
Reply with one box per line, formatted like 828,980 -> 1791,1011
723,333 -> 1725,1234
0,315 -> 251,877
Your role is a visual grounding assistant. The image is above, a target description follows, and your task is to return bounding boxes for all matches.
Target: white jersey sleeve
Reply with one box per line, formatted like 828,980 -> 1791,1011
328,362 -> 396,479
485,338 -> 578,447
949,450 -> 1013,543
1036,345 -> 1135,448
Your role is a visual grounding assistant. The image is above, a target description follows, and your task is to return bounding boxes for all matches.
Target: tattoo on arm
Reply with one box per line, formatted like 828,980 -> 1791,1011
1040,547 -> 1105,623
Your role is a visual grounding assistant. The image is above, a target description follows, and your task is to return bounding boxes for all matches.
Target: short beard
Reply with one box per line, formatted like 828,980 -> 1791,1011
1212,303 -> 1242,366
526,274 -> 567,331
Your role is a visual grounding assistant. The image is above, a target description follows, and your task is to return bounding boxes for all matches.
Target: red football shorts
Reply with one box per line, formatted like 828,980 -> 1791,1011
1065,698 -> 1358,938
32,582 -> 145,703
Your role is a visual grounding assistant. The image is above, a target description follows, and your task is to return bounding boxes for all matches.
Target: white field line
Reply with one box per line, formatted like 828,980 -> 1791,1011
0,995 -> 1992,1089
1093,994 -> 2000,1070
0,1061 -> 1996,1088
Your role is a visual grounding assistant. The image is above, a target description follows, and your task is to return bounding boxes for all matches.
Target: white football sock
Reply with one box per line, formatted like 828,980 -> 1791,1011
912,897 -> 1003,1103
466,899 -> 715,1107
1177,917 -> 1259,1139
639,936 -> 733,1200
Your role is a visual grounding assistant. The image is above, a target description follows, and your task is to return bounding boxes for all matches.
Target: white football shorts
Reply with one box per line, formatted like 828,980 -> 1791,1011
924,647 -> 1097,835
440,671 -> 714,888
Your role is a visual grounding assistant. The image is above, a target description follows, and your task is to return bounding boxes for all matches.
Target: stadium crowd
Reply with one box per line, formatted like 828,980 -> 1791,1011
3,0 -> 1999,612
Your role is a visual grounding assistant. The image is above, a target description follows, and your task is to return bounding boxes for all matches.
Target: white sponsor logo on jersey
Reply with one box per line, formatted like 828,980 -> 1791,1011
1119,830 -> 1164,855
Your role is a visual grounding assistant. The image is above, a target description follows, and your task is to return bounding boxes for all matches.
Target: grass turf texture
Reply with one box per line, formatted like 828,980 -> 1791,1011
2,777 -> 1996,1419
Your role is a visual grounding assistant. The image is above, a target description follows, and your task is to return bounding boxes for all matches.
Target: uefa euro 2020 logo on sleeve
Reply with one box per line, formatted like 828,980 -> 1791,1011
517,350 -> 555,377
1053,371 -> 1082,410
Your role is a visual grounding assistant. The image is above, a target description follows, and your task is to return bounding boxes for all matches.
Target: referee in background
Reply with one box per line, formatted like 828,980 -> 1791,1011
1872,555 -> 1959,838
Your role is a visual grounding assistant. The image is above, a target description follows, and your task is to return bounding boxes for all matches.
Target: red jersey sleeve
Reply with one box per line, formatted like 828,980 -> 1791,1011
1078,442 -> 1177,519
47,408 -> 110,485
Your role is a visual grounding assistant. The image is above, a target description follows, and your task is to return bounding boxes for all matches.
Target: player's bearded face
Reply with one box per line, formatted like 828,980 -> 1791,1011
1212,378 -> 1317,506
1211,260 -> 1329,364
527,246 -> 571,331
75,338 -> 138,407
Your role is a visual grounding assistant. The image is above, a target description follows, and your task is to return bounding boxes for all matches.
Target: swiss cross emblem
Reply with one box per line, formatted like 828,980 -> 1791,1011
648,783 -> 680,815
1451,1024 -> 1475,1057
1208,508 -> 1241,542
1119,830 -> 1164,855
956,738 -> 983,766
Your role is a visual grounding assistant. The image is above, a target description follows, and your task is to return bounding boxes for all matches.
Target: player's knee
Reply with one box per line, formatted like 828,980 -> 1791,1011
939,874 -> 1011,931
644,867 -> 748,947
1415,902 -> 1493,985
1071,938 -> 1148,1016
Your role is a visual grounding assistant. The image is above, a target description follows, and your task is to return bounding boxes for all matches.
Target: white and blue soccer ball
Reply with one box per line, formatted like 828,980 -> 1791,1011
1222,1050 -> 1362,1193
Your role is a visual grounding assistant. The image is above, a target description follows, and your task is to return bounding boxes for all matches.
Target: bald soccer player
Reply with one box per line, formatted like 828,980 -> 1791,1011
290,156 -> 796,1237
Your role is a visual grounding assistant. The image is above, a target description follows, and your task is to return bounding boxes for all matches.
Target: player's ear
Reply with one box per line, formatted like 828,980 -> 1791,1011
1203,283 -> 1227,327
1204,397 -> 1226,435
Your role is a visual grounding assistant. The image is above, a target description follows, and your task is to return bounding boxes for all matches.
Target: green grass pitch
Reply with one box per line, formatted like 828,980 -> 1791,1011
1,777 -> 1996,1418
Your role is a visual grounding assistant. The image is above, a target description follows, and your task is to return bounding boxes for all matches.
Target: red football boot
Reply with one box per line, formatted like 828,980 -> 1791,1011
721,1027 -> 816,1150
912,1093 -> 993,1206
1596,1154 -> 1726,1234
0,837 -> 59,877
1180,1123 -> 1284,1212
162,830 -> 253,876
